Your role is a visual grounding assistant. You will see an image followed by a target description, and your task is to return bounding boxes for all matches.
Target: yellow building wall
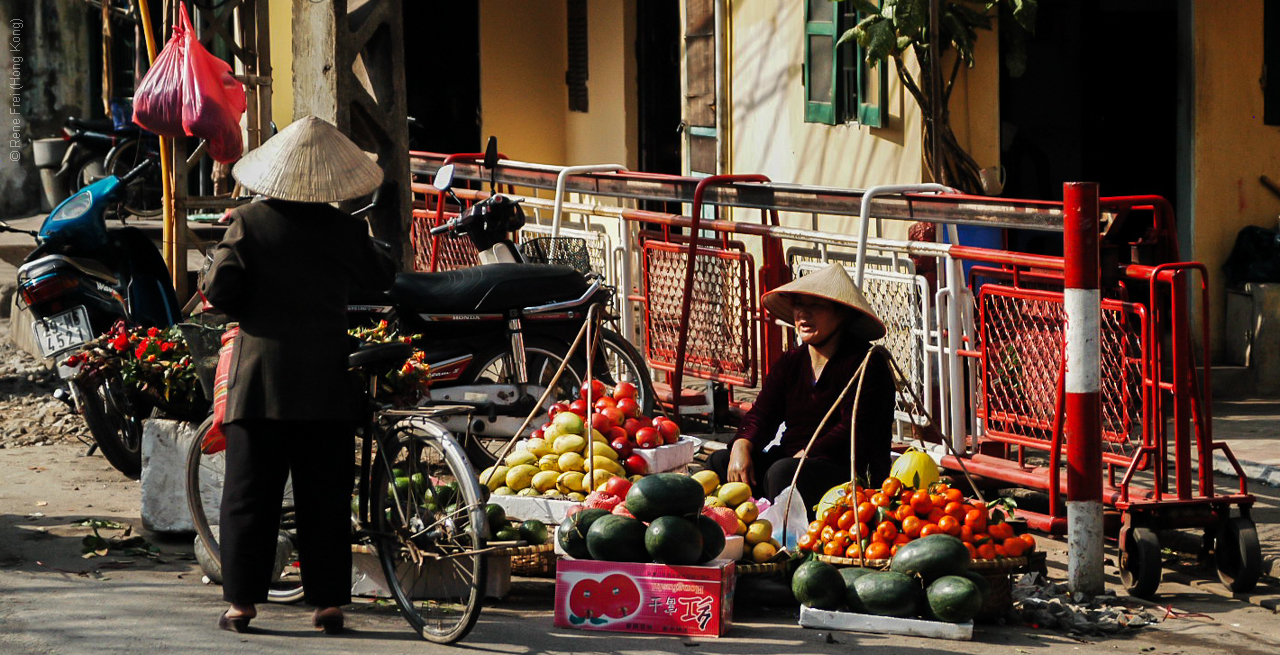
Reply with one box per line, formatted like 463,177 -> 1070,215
1192,0 -> 1280,359
726,1 -> 1001,240
269,0 -> 292,126
479,1 -> 567,165
565,0 -> 639,167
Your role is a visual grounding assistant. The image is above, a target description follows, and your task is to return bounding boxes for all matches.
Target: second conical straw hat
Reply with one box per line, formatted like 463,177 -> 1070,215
232,115 -> 383,203
761,262 -> 886,341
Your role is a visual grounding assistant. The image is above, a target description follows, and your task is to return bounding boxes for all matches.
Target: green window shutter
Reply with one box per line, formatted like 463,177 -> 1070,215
804,0 -> 837,125
855,46 -> 888,127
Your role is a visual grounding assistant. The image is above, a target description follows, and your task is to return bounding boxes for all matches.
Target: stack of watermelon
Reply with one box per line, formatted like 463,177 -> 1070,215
792,534 -> 987,624
556,473 -> 728,565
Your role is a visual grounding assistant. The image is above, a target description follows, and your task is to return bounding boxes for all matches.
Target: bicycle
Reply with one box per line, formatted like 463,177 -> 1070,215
186,341 -> 489,643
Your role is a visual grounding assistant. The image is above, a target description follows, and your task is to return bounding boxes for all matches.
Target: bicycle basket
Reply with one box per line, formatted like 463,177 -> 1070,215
519,237 -> 593,276
176,322 -> 224,402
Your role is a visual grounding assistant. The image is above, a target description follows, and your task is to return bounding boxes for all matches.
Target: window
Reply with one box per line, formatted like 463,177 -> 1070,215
567,0 -> 589,113
804,1 -> 887,127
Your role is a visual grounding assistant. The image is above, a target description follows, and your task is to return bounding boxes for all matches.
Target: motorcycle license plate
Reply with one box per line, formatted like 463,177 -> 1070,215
33,306 -> 93,359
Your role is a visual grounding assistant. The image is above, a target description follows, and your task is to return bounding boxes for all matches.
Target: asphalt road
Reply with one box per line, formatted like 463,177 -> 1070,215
0,438 -> 1278,655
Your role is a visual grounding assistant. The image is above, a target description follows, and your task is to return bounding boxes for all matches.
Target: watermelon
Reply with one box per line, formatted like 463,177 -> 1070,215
484,504 -> 507,539
791,559 -> 846,610
694,514 -> 726,564
925,575 -> 984,623
518,520 -> 549,546
556,508 -> 610,559
583,491 -> 623,512
645,516 -> 704,565
889,534 -> 970,583
853,571 -> 919,618
839,567 -> 875,613
586,514 -> 650,562
625,473 -> 705,522
959,569 -> 991,605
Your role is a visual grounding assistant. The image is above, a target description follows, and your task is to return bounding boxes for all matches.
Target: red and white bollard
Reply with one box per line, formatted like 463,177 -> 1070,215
1063,182 -> 1105,595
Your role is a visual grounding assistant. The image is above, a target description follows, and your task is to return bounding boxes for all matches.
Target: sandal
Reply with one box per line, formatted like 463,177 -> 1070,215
312,607 -> 344,634
218,610 -> 252,633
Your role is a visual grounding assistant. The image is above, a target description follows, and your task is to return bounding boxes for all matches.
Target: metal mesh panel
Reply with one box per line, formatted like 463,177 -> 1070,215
979,287 -> 1145,458
521,223 -> 613,284
641,240 -> 756,386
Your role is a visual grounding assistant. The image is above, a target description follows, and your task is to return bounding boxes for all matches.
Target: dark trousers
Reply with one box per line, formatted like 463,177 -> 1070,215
220,419 -> 353,607
707,447 -> 850,520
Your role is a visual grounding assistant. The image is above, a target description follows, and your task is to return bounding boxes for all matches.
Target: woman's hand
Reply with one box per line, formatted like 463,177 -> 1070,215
726,439 -> 755,486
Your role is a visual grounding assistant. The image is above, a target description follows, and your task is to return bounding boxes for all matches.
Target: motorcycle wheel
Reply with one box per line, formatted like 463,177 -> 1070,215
75,373 -> 144,479
66,155 -> 106,197
459,335 -> 588,469
598,328 -> 657,417
103,139 -> 164,218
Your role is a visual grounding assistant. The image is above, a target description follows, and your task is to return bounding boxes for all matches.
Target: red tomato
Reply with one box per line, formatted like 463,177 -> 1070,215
568,399 -> 589,416
623,454 -> 648,476
595,396 -> 617,411
590,412 -> 616,432
601,476 -> 633,499
616,397 -> 640,418
635,415 -> 653,429
612,381 -> 638,401
622,418 -> 643,437
635,427 -> 660,449
655,418 -> 680,443
610,438 -> 634,459
580,380 -> 607,401
606,426 -> 628,444
548,403 -> 568,419
531,429 -> 544,440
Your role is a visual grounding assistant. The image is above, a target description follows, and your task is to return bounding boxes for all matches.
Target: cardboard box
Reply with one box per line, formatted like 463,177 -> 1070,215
554,558 -> 734,637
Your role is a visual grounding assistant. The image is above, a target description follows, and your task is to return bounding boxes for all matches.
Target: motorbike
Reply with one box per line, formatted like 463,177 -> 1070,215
3,160 -> 181,478
56,116 -> 164,219
347,139 -> 655,468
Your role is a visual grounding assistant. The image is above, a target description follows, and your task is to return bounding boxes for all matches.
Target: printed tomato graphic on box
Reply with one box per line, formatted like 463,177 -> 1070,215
567,573 -> 642,625
554,559 -> 734,637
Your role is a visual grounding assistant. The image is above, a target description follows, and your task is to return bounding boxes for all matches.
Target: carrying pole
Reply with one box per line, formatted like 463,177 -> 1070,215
1063,181 -> 1104,596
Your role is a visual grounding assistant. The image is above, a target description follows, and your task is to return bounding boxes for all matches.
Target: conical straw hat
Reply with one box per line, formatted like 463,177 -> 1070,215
762,263 -> 886,341
232,115 -> 383,203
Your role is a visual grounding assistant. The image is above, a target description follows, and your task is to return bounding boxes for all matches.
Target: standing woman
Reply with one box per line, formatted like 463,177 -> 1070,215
201,116 -> 397,633
707,263 -> 895,515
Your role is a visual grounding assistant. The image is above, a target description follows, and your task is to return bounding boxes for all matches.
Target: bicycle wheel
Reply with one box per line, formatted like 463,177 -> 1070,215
103,138 -> 163,218
370,418 -> 486,644
185,414 -> 305,604
76,374 -> 144,479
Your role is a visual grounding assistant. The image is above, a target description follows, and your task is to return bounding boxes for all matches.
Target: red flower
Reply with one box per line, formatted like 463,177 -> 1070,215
111,335 -> 129,351
147,327 -> 159,338
160,342 -> 174,353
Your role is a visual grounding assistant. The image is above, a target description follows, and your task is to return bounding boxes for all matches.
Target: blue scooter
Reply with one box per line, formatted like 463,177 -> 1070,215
2,161 -> 180,477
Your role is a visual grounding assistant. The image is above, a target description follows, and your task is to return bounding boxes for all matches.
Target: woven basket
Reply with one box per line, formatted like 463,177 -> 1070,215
500,543 -> 556,577
815,555 -> 892,569
736,561 -> 789,576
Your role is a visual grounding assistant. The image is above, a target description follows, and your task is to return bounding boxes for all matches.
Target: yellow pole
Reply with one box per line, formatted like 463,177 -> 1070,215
134,0 -> 176,280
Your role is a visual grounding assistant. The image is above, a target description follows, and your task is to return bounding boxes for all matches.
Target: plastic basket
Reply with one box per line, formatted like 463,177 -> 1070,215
520,237 -> 593,275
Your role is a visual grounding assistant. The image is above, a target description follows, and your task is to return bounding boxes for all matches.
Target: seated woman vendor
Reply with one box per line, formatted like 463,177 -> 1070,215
707,263 -> 895,516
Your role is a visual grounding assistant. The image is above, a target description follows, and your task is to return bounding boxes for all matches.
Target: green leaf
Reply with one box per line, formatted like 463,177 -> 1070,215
891,0 -> 928,36
864,17 -> 898,64
850,0 -> 883,16
837,26 -> 860,49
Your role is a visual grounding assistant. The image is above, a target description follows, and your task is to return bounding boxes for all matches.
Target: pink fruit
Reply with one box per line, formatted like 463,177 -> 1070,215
583,491 -> 622,512
701,506 -> 739,537
611,503 -> 634,518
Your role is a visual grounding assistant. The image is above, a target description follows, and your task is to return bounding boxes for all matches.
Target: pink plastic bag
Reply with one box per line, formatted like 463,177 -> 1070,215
179,6 -> 246,163
131,18 -> 187,137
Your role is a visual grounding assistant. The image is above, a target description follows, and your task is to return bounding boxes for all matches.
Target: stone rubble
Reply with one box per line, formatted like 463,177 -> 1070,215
0,323 -> 92,449
1012,572 -> 1159,636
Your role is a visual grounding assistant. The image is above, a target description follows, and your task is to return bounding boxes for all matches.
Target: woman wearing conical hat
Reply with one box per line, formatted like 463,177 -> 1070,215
201,116 -> 397,634
706,263 -> 895,516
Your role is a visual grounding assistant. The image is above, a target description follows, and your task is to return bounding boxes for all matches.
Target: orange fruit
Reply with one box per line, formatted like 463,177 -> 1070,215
865,542 -> 891,560
856,501 -> 877,523
819,507 -> 841,528
894,533 -> 911,546
919,523 -> 942,538
902,515 -> 923,538
876,521 -> 899,541
797,533 -> 816,552
964,542 -> 977,558
976,543 -> 997,560
845,543 -> 862,559
881,477 -> 903,497
871,493 -> 891,508
928,507 -> 946,523
944,488 -> 965,503
820,526 -> 835,542
944,501 -> 966,521
959,525 -> 975,542
910,492 -> 934,515
1003,537 -> 1026,557
988,521 -> 1015,541
837,509 -> 858,531
964,509 -> 988,531
823,540 -> 843,557
937,515 -> 962,536
895,504 -> 916,522
808,519 -> 825,534
995,545 -> 1008,558
1019,533 -> 1037,552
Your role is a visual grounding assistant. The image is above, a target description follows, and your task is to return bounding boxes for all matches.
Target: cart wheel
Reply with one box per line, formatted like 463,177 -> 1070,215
1216,517 -> 1262,593
1120,526 -> 1162,598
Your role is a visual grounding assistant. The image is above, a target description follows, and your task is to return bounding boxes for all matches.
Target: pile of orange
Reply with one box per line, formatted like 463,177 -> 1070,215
796,477 -> 1036,561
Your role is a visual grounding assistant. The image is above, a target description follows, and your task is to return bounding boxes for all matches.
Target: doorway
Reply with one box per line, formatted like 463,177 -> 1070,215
403,1 -> 480,154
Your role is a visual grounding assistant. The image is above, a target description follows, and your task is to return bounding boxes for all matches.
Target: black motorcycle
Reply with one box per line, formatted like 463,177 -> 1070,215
348,139 -> 654,467
4,160 -> 179,477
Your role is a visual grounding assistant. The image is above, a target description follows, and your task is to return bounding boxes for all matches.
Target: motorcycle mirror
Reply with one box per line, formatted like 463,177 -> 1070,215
484,136 -> 498,191
433,164 -> 456,193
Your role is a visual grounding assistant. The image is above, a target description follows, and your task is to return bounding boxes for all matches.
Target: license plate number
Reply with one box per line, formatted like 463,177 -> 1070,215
33,307 -> 94,359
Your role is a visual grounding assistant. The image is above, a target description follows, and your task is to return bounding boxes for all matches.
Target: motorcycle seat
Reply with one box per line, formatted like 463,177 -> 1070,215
390,263 -> 588,314
67,117 -> 125,133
